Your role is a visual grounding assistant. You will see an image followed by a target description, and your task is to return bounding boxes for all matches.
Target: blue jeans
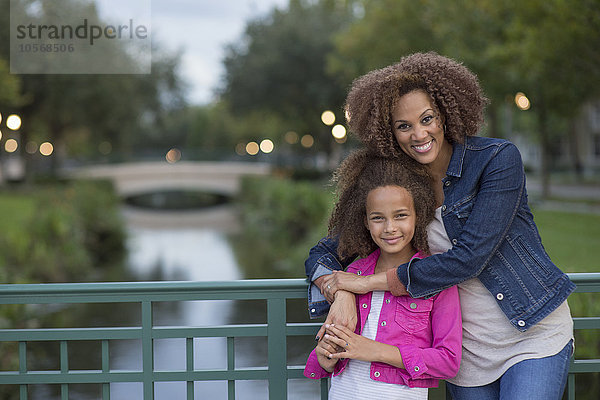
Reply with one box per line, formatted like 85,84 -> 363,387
447,340 -> 573,400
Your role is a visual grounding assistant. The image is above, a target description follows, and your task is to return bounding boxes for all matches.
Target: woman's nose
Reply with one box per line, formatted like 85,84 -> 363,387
412,125 -> 429,141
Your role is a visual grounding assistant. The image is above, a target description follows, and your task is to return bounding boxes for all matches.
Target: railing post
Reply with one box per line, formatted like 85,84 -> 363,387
19,341 -> 27,400
567,373 -> 575,400
142,301 -> 154,400
267,297 -> 287,400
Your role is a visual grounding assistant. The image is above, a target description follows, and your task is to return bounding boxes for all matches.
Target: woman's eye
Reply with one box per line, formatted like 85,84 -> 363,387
394,214 -> 407,219
422,115 -> 434,124
396,123 -> 410,131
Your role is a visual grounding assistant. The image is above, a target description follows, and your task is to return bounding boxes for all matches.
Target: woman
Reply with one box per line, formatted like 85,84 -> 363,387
305,52 -> 574,399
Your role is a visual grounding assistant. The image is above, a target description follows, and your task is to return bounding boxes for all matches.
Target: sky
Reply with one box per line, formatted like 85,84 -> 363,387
96,0 -> 289,105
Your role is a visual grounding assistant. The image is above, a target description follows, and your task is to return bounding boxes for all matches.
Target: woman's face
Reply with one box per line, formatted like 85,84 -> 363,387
391,90 -> 450,167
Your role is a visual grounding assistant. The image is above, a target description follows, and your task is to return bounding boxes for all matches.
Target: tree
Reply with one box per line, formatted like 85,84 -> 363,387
220,0 -> 356,158
329,0 -> 600,196
0,0 -> 186,173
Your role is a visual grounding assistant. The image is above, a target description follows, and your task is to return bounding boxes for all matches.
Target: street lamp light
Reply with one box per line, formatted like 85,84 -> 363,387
321,110 -> 335,126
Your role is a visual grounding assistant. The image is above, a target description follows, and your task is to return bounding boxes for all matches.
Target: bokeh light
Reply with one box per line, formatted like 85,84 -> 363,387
166,148 -> 181,163
260,139 -> 274,153
332,124 -> 346,139
5,138 -> 18,153
39,142 -> 54,156
6,114 -> 22,130
246,141 -> 259,155
321,110 -> 335,126
284,131 -> 299,144
235,143 -> 246,156
99,141 -> 112,155
25,141 -> 38,154
515,92 -> 531,110
300,134 -> 314,148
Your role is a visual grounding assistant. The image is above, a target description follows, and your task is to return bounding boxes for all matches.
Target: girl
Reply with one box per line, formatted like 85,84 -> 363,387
304,150 -> 461,399
306,52 -> 574,399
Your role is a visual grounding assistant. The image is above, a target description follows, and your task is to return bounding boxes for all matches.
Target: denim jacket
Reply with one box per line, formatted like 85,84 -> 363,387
304,250 -> 462,388
305,136 -> 575,332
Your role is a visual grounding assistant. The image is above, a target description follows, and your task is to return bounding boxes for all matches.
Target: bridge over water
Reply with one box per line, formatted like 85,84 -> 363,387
67,161 -> 272,197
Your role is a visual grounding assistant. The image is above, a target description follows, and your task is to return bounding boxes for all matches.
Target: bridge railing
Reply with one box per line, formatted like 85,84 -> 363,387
0,274 -> 598,400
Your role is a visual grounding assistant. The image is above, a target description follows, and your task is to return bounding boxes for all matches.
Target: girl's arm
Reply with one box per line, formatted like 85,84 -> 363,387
396,286 -> 462,380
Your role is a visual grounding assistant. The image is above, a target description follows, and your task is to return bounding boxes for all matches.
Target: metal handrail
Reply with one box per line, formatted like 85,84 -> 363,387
0,274 -> 598,400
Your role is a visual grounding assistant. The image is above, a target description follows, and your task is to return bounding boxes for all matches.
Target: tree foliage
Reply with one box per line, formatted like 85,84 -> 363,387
0,0 -> 186,171
220,0 -> 356,154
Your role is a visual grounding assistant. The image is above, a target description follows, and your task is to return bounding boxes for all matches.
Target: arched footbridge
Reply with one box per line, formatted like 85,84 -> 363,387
67,161 -> 272,197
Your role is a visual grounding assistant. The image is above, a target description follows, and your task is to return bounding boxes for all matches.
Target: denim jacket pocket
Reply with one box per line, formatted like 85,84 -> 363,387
394,297 -> 433,333
453,197 -> 475,225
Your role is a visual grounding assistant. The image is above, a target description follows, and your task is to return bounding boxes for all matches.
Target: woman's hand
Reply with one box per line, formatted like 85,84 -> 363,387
322,270 -> 388,298
316,290 -> 357,341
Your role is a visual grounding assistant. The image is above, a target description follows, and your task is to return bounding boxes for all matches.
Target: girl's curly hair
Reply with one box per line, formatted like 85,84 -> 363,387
345,52 -> 489,157
328,149 -> 436,259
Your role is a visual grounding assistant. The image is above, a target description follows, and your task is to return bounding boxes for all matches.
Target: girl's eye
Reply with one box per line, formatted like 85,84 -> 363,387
394,214 -> 408,219
371,216 -> 383,221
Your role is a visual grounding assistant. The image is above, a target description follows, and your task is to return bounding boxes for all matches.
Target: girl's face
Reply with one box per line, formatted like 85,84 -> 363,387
365,185 -> 416,261
391,89 -> 451,168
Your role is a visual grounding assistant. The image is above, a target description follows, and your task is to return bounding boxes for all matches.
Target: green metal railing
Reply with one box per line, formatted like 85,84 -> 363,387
0,274 -> 598,400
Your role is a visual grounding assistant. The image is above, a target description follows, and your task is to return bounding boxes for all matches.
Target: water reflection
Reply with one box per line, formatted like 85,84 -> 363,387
116,206 -> 320,399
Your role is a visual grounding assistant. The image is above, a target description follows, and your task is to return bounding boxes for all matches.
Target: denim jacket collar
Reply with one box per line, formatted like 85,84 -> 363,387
446,139 -> 467,178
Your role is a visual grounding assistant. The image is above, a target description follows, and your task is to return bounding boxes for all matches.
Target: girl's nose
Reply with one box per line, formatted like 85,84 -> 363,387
385,221 -> 397,232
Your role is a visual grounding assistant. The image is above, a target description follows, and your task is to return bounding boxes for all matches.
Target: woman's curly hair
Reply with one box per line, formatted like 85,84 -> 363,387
328,149 -> 436,259
345,52 -> 488,157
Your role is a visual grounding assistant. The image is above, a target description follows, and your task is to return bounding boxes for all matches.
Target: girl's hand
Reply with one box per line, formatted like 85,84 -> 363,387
314,333 -> 342,372
315,291 -> 357,341
324,324 -> 404,368
323,324 -> 380,363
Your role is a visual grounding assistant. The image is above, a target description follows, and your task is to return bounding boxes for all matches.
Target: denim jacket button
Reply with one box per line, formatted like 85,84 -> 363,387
518,320 -> 526,327
374,371 -> 380,377
357,271 -> 362,275
362,303 -> 368,308
410,302 -> 417,309
311,308 -> 316,313
310,373 -> 315,377
414,366 -> 420,372
452,239 -> 458,245
381,321 -> 387,327
496,293 -> 504,301
442,205 -> 447,211
385,298 -> 391,304
444,180 -> 451,187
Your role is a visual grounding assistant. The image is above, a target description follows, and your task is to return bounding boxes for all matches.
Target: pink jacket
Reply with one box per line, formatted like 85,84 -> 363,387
304,250 -> 462,388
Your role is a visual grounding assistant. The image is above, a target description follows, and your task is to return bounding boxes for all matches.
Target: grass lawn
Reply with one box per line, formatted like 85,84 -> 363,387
0,191 -> 36,231
532,208 -> 600,273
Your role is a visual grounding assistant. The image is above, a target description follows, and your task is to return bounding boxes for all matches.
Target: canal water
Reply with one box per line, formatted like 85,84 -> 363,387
111,204 -> 320,399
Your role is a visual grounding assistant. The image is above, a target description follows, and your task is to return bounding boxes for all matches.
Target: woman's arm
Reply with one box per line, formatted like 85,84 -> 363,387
305,237 -> 354,318
392,143 -> 526,298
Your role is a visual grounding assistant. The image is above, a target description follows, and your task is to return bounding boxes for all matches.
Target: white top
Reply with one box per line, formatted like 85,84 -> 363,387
427,207 -> 574,387
329,291 -> 428,400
